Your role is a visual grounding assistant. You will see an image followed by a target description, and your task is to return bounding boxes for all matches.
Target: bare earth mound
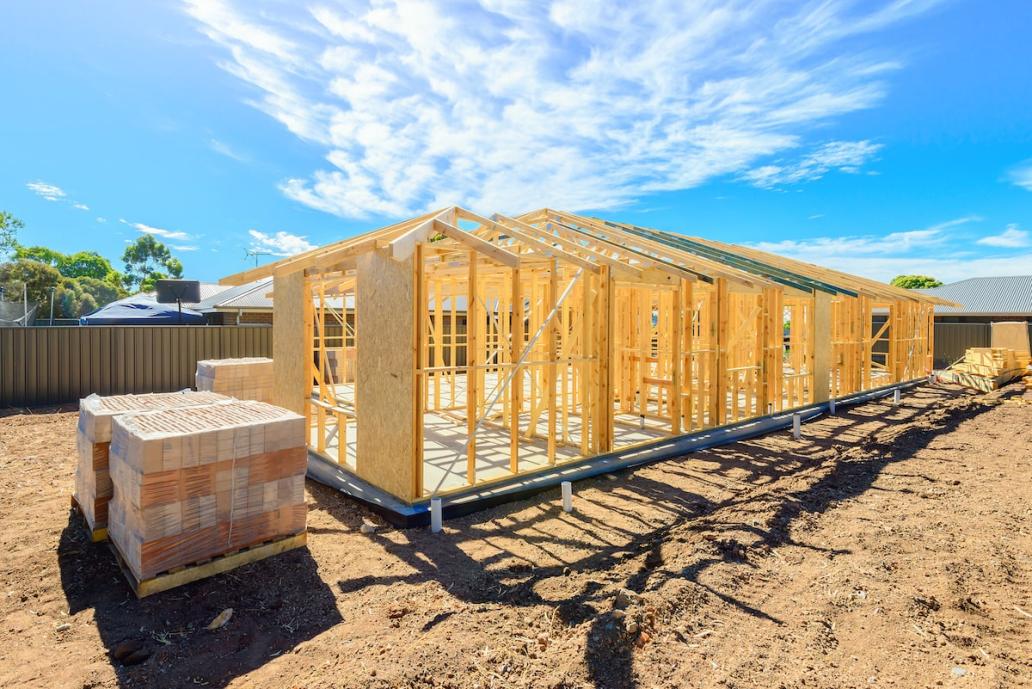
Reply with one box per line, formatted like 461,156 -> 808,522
0,383 -> 1029,689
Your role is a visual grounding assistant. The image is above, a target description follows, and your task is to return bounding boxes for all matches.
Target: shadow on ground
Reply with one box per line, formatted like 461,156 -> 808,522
317,384 -> 991,689
57,518 -> 341,689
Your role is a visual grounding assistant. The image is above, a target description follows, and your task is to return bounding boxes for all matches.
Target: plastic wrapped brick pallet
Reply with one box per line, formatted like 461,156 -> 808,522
74,391 -> 230,533
107,400 -> 307,582
195,357 -> 274,403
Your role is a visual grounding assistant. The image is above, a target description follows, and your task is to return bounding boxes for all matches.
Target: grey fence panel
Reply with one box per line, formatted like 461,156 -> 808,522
0,326 -> 272,408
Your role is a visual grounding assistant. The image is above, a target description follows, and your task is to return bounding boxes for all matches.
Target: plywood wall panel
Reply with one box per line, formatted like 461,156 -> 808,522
355,248 -> 416,500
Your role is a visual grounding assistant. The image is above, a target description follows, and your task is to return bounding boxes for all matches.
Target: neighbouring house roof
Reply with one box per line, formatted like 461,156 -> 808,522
919,276 -> 1032,316
192,278 -> 274,312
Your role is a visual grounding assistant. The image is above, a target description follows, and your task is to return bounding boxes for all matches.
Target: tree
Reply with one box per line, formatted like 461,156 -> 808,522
0,211 -> 24,258
890,274 -> 943,289
0,258 -> 61,307
57,275 -> 123,318
19,245 -> 112,279
121,234 -> 184,292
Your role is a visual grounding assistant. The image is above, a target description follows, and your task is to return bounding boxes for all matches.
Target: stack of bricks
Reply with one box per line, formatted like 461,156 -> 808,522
107,400 -> 308,581
74,391 -> 230,534
195,358 -> 274,402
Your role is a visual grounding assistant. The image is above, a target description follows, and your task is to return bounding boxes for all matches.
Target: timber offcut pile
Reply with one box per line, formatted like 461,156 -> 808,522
195,357 -> 274,402
941,347 -> 1031,392
107,399 -> 308,588
74,391 -> 230,538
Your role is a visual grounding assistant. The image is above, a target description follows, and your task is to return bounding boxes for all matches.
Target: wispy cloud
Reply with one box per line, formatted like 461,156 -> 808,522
184,0 -> 939,217
248,229 -> 315,256
751,215 -> 974,257
72,202 -> 90,211
120,218 -> 193,241
1007,160 -> 1032,191
26,181 -> 67,201
977,224 -> 1029,248
170,244 -> 200,252
747,216 -> 1032,282
210,138 -> 250,162
742,140 -> 883,189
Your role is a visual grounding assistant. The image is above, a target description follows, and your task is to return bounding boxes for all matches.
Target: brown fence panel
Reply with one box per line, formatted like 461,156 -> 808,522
0,326 -> 271,408
933,322 -> 990,369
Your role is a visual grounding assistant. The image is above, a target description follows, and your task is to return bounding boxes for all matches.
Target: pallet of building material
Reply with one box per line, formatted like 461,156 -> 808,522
937,368 -> 1022,393
195,357 -> 274,402
72,391 -> 231,539
106,400 -> 308,595
941,346 -> 1029,392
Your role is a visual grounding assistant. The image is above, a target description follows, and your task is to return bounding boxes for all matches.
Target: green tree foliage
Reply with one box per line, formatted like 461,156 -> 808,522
0,258 -> 131,318
0,211 -> 24,258
56,276 -> 123,317
0,258 -> 62,306
890,274 -> 943,289
15,245 -> 123,285
121,234 -> 184,292
0,214 -> 139,318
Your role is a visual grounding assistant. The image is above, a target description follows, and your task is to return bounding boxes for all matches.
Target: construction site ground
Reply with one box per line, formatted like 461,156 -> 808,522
0,382 -> 1029,689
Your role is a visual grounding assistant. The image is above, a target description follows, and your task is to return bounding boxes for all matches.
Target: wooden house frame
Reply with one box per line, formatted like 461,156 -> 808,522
220,207 -> 953,504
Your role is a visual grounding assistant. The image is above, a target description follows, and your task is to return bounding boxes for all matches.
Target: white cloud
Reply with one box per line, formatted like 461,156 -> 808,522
96,217 -> 107,223
977,224 -> 1029,248
120,219 -> 193,241
746,216 -> 1032,282
26,181 -> 67,201
170,245 -> 200,252
248,229 -> 316,256
752,215 -> 977,259
742,140 -> 883,188
183,0 -> 939,217
210,138 -> 249,162
1007,160 -> 1032,191
72,202 -> 90,211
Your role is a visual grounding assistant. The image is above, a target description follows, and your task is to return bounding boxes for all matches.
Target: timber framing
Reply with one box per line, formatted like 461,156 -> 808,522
224,206 -> 956,505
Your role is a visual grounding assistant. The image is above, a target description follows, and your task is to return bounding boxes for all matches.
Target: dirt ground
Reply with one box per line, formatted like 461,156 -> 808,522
0,382 -> 1029,689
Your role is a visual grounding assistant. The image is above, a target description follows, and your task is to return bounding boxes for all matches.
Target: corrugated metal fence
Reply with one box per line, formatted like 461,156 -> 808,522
0,326 -> 271,408
933,322 -> 991,369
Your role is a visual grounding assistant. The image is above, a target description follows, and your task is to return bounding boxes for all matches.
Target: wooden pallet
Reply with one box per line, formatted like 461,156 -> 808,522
69,495 -> 108,543
107,531 -> 308,598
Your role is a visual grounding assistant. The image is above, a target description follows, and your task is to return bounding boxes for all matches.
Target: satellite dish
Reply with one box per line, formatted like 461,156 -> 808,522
156,280 -> 201,304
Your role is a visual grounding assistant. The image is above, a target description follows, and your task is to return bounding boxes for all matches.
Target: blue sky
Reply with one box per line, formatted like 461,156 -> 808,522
2,0 -> 1031,283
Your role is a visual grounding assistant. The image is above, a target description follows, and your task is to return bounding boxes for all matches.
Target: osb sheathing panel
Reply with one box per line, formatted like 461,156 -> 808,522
991,321 -> 1031,355
273,273 -> 307,415
356,248 -> 415,499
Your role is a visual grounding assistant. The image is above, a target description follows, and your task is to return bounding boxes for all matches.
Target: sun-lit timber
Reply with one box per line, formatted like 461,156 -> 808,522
220,207 -> 957,504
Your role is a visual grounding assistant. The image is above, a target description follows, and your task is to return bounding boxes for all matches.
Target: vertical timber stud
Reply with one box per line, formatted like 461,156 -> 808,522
272,271 -> 308,415
546,259 -> 558,464
670,280 -> 683,435
466,249 -> 478,485
715,278 -> 729,425
598,265 -> 615,453
412,242 -> 425,500
683,280 -> 694,432
812,291 -> 833,404
509,266 -> 522,474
